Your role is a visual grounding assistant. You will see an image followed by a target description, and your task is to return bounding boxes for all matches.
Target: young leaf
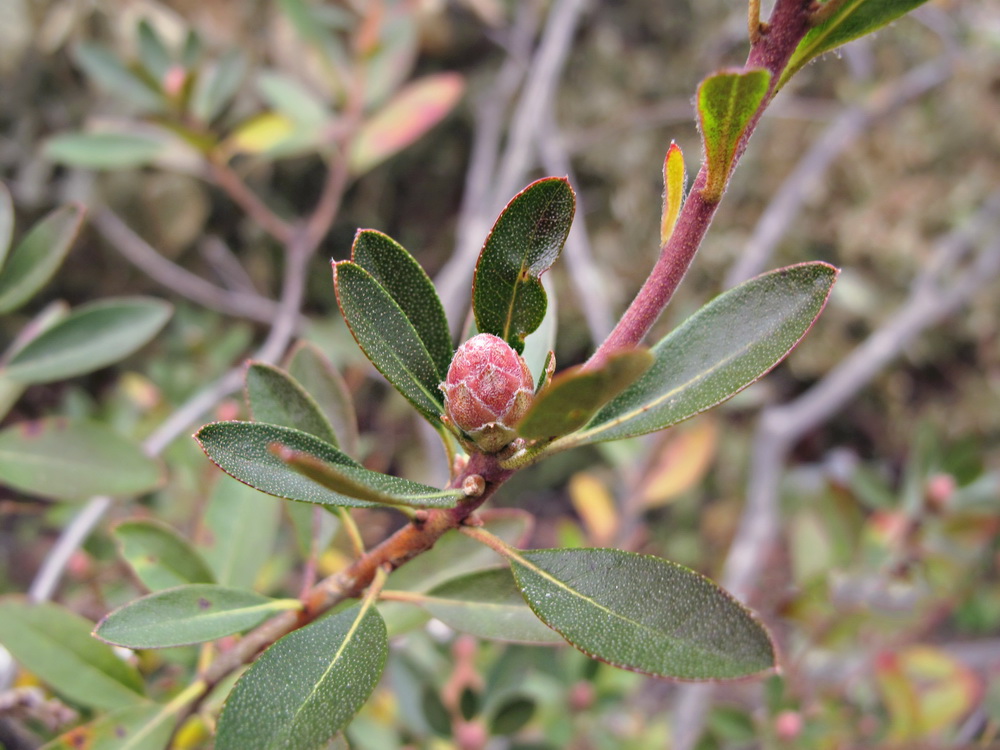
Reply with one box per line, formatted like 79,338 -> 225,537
95,584 -> 300,649
0,598 -> 145,710
200,475 -> 282,589
333,261 -> 444,422
472,178 -> 576,354
419,568 -> 564,644
137,19 -> 173,83
349,72 -> 465,175
245,361 -> 338,444
115,519 -> 216,591
2,297 -> 172,383
215,602 -> 388,750
697,69 -> 771,203
0,419 -> 164,501
550,262 -> 838,449
351,229 -> 453,379
509,548 -> 776,680
778,0 -> 932,90
0,182 -> 13,268
41,703 -> 174,750
274,444 -> 463,509
44,132 -> 169,170
0,203 -> 84,315
190,49 -> 247,124
660,141 -> 687,245
517,348 -> 653,441
286,342 -> 359,455
74,42 -> 164,113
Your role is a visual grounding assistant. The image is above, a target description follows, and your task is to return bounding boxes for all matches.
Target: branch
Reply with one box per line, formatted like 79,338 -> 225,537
207,159 -> 294,245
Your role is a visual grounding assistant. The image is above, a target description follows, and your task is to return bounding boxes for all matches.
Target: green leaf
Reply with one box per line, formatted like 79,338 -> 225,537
286,342 -> 359,455
349,73 -> 465,175
3,297 -> 172,383
334,261 -> 444,423
200,475 -> 282,589
95,584 -> 299,649
44,132 -> 168,170
191,49 -> 246,124
351,230 -> 453,379
552,262 -> 838,449
74,42 -> 164,112
489,696 -> 536,736
114,519 -> 216,592
472,178 -> 576,353
41,703 -> 174,750
273,443 -> 463,509
510,548 -> 776,680
0,203 -> 84,315
419,568 -> 563,644
256,70 -> 329,128
697,69 -> 771,203
215,602 -> 388,750
517,349 -> 653,441
779,0 -> 931,90
245,361 -> 338,444
0,182 -> 13,267
197,421 -> 458,509
137,19 -> 173,82
0,598 -> 145,710
0,419 -> 164,501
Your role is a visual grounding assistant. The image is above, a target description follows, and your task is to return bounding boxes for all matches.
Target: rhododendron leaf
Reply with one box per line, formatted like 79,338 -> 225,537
41,703 -> 174,750
245,361 -> 338,444
660,141 -> 687,244
286,342 -> 359,455
473,178 -> 576,354
334,261 -> 444,423
550,263 -> 837,449
778,0 -> 931,90
698,69 -> 770,203
517,349 -> 653,441
351,229 -> 453,379
114,519 -> 216,592
215,602 -> 387,750
510,548 -> 776,680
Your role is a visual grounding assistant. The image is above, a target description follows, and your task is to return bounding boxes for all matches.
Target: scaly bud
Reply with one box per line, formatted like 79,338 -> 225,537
441,333 -> 534,452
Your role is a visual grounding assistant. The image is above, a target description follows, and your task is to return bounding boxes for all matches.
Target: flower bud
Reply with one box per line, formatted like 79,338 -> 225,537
442,333 -> 534,452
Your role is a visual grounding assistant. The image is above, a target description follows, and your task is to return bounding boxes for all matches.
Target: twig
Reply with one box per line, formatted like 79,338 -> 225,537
207,159 -> 294,245
725,58 -> 953,287
93,208 -> 288,325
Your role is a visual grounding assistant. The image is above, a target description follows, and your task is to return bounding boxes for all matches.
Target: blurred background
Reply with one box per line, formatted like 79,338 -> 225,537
1,0 -> 999,748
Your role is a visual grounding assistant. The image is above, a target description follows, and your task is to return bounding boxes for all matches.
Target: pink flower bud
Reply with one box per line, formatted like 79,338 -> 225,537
442,333 -> 534,452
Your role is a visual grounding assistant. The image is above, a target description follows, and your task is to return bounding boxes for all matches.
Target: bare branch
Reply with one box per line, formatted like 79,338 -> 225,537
207,159 -> 294,245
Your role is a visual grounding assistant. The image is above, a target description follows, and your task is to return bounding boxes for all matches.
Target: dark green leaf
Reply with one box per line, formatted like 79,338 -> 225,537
420,568 -> 563,644
115,519 -> 216,591
44,132 -> 168,170
0,419 -> 164,501
245,361 -> 338,444
333,261 -> 444,422
510,548 -> 776,680
215,602 -> 387,750
74,42 -> 164,112
459,688 -> 479,721
0,598 -> 145,710
517,349 -> 653,441
200,475 -> 282,589
472,178 -> 576,353
286,342 -> 359,455
274,443 -> 463,509
421,685 -> 452,737
697,69 -> 771,203
0,203 -> 84,315
351,230 -> 453,379
41,703 -> 174,750
551,263 -> 838,449
3,297 -> 172,383
489,696 -> 535,736
779,0 -> 931,90
191,49 -> 246,124
95,584 -> 299,649
137,19 -> 173,82
0,182 -> 13,268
